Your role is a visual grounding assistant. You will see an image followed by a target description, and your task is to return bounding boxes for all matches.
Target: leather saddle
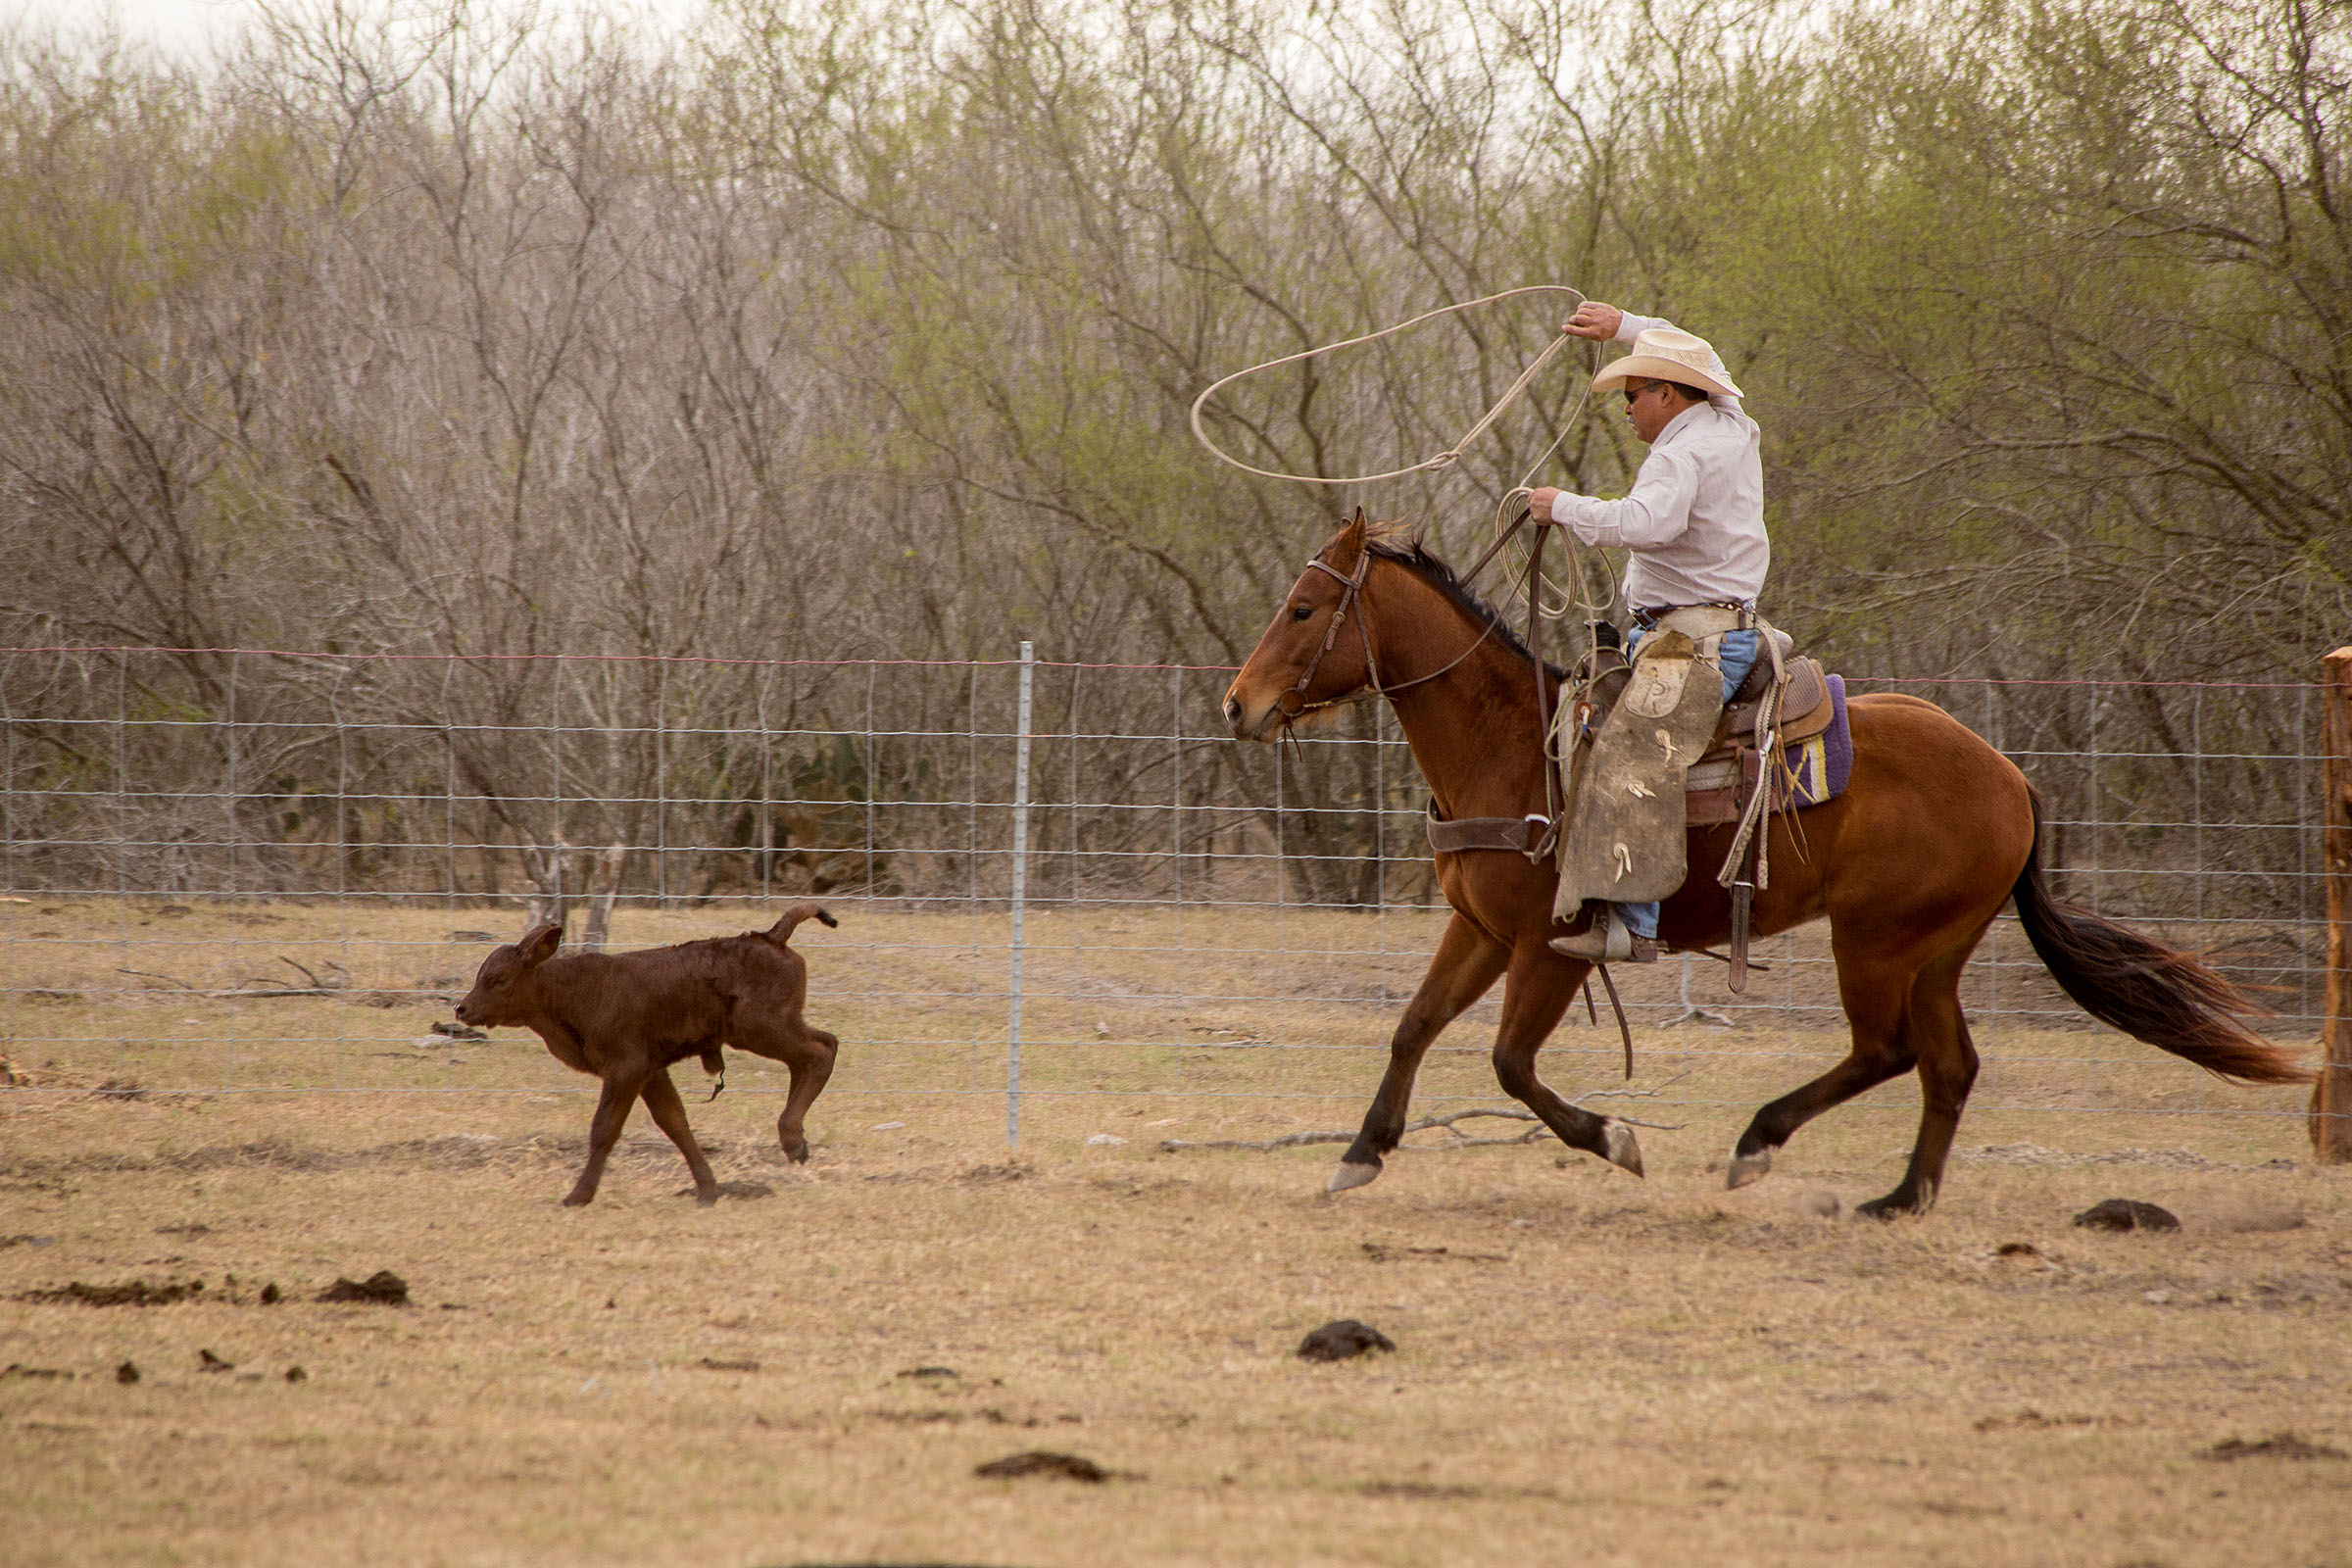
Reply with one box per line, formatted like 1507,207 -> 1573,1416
1567,632 -> 1838,831
1689,653 -> 1839,825
1432,621 -> 1844,995
1423,630 -> 1842,858
1720,651 -> 1836,750
1580,633 -> 1836,760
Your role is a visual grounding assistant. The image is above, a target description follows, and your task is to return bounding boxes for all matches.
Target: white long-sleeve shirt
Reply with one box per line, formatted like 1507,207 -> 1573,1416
1546,312 -> 1768,610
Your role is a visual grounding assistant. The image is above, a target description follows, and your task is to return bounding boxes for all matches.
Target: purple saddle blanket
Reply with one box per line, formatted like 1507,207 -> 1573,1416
1685,674 -> 1851,824
1784,673 -> 1852,807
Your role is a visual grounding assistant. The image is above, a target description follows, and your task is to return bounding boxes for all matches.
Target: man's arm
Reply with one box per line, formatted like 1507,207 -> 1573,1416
1534,447 -> 1701,549
1564,302 -> 1668,343
1565,299 -> 1740,408
1564,301 -> 1620,341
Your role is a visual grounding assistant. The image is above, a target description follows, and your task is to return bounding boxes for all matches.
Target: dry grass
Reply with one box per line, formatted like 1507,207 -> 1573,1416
2,898 -> 2348,1566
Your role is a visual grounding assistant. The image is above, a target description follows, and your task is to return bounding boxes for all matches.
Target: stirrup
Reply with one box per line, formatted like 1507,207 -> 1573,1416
1548,908 -> 1659,964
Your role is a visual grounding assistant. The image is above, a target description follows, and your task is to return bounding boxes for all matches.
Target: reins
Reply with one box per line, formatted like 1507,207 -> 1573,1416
1274,518 -> 1636,1069
1274,506 -> 1541,724
1208,287 -> 1636,1052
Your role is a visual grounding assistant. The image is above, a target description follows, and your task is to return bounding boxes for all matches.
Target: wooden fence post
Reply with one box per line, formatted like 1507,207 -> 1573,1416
2315,646 -> 2352,1162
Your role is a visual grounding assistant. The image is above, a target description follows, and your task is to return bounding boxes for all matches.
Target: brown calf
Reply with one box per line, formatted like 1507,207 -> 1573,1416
455,903 -> 841,1206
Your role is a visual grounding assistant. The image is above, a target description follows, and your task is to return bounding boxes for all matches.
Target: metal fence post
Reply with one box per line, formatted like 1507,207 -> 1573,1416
2312,645 -> 2352,1162
1007,640 -> 1035,1149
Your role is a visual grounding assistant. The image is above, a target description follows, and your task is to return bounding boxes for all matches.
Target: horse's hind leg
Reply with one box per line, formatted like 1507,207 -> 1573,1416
1855,935 -> 1985,1218
1490,945 -> 1644,1176
1727,950 -> 1917,1189
1331,914 -> 1506,1193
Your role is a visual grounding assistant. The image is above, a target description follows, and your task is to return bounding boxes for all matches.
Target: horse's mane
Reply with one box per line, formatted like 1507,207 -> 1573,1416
1346,523 -> 1571,680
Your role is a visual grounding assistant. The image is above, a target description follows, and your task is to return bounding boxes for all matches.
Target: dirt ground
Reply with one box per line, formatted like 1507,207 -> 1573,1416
2,900 -> 2348,1566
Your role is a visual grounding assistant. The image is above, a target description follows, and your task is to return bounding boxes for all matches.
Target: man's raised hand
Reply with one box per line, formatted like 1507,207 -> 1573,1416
1564,302 -> 1622,341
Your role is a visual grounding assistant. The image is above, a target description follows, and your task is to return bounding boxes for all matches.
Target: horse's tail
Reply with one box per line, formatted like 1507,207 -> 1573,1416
2011,784 -> 2308,1086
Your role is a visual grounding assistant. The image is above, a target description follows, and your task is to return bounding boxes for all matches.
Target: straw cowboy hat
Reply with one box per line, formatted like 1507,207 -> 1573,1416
1589,326 -> 1743,401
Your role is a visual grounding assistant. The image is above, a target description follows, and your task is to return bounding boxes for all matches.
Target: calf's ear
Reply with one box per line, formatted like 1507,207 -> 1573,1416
518,923 -> 564,964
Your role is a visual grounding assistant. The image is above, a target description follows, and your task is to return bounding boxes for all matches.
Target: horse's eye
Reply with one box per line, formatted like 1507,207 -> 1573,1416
1291,604 -> 1313,621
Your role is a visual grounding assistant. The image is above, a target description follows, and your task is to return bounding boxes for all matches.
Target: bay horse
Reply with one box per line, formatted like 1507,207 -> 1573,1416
1220,514 -> 2308,1216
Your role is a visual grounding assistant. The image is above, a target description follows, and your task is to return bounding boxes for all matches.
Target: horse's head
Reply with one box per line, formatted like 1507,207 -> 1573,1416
1222,510 -> 1383,742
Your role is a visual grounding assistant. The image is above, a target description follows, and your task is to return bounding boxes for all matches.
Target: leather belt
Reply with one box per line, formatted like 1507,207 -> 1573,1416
1632,601 -> 1755,631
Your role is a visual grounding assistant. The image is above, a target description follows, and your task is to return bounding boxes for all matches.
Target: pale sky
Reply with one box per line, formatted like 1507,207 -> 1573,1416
2,0 -> 713,59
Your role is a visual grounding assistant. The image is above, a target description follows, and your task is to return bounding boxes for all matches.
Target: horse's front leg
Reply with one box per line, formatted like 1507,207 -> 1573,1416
1329,913 -> 1508,1193
1490,943 -> 1645,1176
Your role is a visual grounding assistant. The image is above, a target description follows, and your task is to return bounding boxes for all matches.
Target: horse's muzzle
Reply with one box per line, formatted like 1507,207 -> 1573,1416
1222,686 -> 1279,742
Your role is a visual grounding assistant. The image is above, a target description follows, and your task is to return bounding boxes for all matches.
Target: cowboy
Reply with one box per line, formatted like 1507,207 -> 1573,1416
1529,302 -> 1768,963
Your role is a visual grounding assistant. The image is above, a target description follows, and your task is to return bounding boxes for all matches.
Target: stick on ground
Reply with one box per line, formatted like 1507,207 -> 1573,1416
1157,1077 -> 1687,1153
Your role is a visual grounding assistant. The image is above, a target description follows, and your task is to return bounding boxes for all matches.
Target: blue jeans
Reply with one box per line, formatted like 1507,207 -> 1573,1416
1613,627 -> 1759,940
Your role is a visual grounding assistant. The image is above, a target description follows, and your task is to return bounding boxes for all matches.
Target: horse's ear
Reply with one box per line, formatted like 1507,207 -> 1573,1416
1335,506 -> 1369,567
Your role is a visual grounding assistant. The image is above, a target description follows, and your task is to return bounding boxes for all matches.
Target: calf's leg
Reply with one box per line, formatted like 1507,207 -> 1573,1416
639,1067 -> 722,1204
566,1072 -> 648,1206
774,1028 -> 838,1162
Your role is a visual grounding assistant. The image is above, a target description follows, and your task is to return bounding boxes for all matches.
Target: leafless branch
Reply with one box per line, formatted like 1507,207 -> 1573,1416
1158,1077 -> 1690,1153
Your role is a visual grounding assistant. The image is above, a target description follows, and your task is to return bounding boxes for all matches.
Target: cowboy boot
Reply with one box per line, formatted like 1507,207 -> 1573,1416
1548,905 -> 1660,964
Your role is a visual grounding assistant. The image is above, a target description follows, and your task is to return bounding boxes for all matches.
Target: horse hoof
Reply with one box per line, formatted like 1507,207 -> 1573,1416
1855,1183 -> 1933,1221
1602,1120 -> 1643,1178
1327,1160 -> 1381,1194
1725,1148 -> 1772,1189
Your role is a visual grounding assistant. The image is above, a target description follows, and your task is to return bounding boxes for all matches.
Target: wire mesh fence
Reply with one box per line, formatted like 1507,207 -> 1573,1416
0,644 -> 2330,1146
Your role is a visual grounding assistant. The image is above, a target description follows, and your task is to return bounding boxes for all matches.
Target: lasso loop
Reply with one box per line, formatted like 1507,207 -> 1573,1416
1191,282 -> 1616,629
1189,284 -> 1593,489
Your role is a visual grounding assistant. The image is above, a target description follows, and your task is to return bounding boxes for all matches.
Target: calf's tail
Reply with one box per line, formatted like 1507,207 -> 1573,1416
763,901 -> 839,945
2011,785 -> 2307,1086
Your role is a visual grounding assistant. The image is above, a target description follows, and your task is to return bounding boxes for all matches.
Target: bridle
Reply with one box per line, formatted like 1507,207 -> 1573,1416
1273,510 -> 1540,722
1265,511 -> 1567,835
1275,548 -> 1378,718
1253,514 -> 1652,1064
